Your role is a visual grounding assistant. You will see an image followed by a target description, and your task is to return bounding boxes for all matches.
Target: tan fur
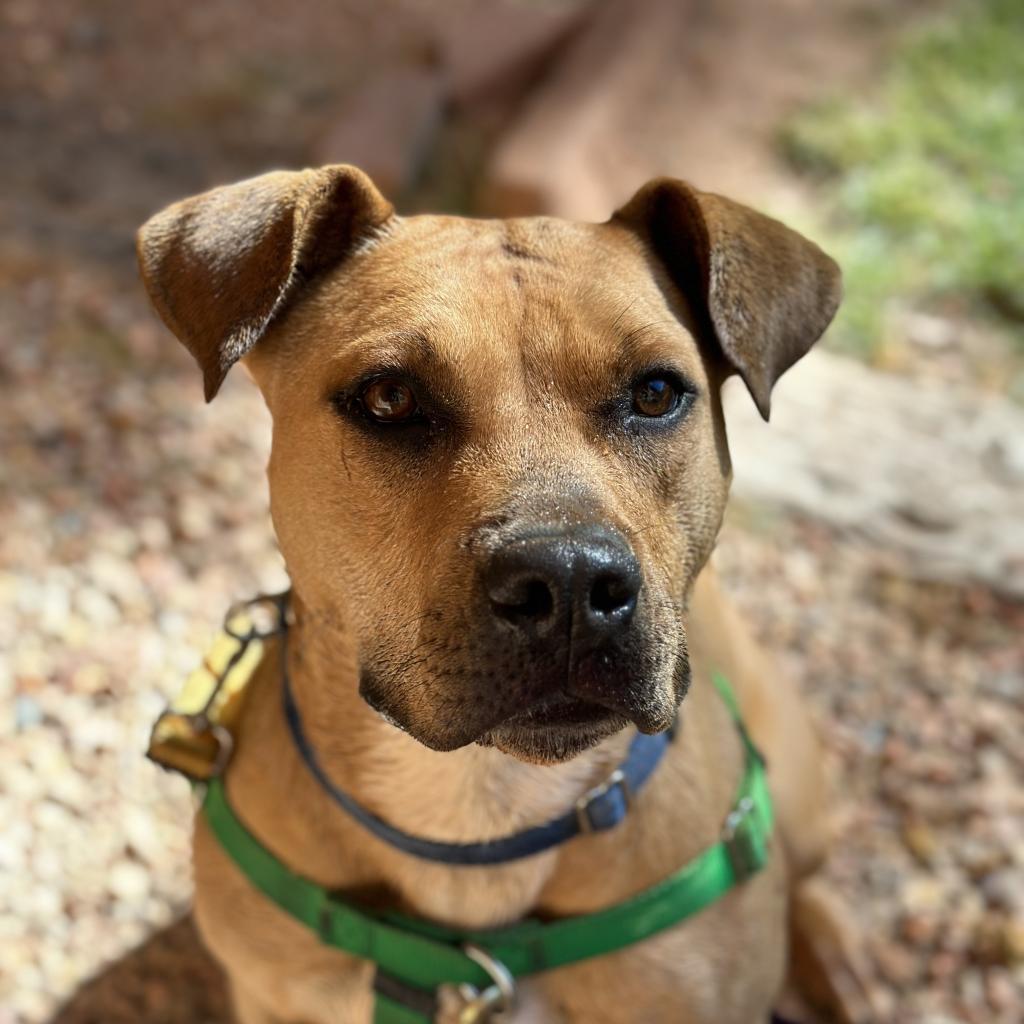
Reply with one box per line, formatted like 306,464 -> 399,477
137,166 -> 866,1023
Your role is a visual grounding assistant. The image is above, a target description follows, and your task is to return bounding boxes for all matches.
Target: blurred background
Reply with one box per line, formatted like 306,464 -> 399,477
1,0 -> 1022,1021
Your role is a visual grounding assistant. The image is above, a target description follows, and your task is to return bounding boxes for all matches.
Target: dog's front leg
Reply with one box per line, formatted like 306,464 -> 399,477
194,817 -> 376,1024
232,982 -> 287,1024
227,972 -> 374,1024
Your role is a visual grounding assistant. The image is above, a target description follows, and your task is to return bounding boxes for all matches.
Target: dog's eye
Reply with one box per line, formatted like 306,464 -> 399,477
631,376 -> 680,417
360,378 -> 420,423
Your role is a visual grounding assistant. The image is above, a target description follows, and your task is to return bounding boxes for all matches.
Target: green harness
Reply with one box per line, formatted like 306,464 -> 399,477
198,673 -> 773,1024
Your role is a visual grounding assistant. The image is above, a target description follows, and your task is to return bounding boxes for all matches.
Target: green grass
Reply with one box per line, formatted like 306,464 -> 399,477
778,0 -> 1024,359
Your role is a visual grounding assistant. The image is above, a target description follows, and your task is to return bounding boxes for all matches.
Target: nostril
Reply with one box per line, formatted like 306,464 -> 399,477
491,578 -> 555,625
589,573 -> 638,617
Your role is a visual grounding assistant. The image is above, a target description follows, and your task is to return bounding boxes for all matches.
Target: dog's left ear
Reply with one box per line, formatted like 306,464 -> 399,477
137,165 -> 394,401
614,178 -> 841,420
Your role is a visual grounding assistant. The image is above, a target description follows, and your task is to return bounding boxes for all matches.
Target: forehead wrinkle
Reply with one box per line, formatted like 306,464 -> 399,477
500,222 -> 555,266
616,318 -> 691,374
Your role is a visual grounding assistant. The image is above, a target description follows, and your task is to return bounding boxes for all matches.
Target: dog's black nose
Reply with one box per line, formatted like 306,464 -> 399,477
484,525 -> 641,638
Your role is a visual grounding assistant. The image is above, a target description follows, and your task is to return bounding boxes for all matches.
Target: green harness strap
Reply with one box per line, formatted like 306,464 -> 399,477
201,674 -> 773,1024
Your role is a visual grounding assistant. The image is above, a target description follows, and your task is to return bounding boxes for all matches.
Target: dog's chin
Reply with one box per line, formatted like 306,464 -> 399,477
360,656 -> 690,759
362,685 -> 628,759
483,661 -> 689,763
481,707 -> 630,764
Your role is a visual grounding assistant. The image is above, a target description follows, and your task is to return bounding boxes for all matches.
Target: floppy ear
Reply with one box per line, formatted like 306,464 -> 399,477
614,178 -> 841,420
136,165 -> 394,401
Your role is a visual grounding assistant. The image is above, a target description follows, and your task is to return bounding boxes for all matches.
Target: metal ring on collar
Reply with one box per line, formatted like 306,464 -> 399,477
455,945 -> 517,1023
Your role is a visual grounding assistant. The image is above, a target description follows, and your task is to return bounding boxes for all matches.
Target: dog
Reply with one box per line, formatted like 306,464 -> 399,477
137,165 -> 869,1024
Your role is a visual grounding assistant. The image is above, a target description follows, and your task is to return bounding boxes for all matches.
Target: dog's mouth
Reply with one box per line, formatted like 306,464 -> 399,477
473,689 -> 635,763
506,691 -> 617,730
359,642 -> 688,761
482,698 -> 629,763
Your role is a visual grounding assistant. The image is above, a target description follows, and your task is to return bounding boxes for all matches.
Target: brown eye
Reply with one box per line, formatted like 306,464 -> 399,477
360,378 -> 419,423
631,376 -> 679,417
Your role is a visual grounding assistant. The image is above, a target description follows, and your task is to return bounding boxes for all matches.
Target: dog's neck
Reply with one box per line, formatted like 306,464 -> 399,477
223,601 -> 641,926
291,603 -> 632,839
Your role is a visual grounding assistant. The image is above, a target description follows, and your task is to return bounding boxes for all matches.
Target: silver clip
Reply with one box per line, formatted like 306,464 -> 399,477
721,796 -> 761,881
455,945 -> 516,1024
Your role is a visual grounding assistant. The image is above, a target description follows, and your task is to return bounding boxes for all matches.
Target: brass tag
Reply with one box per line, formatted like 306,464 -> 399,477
147,613 -> 264,781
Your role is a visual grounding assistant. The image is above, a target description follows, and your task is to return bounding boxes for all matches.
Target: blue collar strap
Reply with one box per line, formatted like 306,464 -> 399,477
282,657 -> 673,866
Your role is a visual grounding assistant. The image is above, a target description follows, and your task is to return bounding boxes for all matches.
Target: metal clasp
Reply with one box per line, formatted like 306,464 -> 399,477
575,767 -> 631,833
455,945 -> 516,1024
148,593 -> 289,783
721,796 -> 762,882
223,592 -> 290,641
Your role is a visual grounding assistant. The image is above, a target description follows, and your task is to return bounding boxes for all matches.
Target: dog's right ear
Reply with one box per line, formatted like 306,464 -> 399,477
136,165 -> 394,401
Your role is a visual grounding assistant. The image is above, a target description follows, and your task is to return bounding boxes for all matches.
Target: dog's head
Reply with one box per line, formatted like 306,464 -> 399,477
138,165 -> 839,763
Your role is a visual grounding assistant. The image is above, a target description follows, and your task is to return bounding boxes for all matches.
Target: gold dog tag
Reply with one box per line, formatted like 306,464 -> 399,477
147,609 -> 265,781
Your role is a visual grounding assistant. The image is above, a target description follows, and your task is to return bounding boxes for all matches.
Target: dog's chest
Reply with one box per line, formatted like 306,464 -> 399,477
194,751 -> 789,1024
529,843 -> 788,1024
195,820 -> 787,1024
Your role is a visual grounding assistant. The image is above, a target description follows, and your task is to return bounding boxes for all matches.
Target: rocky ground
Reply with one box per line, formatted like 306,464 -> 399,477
2,1 -> 1022,1022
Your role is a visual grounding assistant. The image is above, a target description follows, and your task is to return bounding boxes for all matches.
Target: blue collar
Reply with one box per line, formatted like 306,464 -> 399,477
281,652 -> 673,866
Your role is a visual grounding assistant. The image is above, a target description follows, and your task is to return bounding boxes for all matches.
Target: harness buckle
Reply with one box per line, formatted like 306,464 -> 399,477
575,767 -> 631,834
721,795 -> 764,882
454,945 -> 517,1023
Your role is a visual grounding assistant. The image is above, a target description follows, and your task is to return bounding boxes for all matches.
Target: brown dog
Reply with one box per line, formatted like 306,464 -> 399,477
138,166 -> 867,1024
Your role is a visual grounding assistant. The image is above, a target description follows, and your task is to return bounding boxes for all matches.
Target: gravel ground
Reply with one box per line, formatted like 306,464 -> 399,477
718,517 -> 1024,1022
2,2 -> 1022,1021
0,264 -> 286,1024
